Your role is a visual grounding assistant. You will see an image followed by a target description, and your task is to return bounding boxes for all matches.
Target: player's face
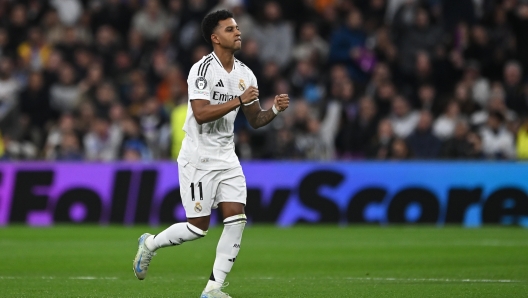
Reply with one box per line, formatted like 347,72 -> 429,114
214,18 -> 242,51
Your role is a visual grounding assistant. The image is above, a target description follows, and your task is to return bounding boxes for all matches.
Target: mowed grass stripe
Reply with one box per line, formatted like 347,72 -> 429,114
1,225 -> 527,297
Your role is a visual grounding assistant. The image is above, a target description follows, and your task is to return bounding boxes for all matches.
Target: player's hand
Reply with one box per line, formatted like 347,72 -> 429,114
240,86 -> 259,104
274,94 -> 289,112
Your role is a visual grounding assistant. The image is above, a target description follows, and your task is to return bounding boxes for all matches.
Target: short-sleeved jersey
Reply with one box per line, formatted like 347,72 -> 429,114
178,52 -> 258,170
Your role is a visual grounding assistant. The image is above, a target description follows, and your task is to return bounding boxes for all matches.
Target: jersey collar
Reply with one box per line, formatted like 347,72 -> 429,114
211,51 -> 236,72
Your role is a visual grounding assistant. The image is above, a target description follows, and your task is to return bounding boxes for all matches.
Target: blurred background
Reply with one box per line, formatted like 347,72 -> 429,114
0,0 -> 527,162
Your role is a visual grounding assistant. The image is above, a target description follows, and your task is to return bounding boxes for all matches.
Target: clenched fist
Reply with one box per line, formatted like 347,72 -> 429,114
274,94 -> 290,112
240,86 -> 259,104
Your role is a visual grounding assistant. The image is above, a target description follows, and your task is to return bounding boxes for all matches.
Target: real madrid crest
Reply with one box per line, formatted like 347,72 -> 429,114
195,77 -> 207,90
238,79 -> 246,91
194,202 -> 203,213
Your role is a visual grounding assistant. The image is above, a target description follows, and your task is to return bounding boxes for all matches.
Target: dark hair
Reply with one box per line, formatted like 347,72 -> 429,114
201,10 -> 234,44
489,111 -> 505,122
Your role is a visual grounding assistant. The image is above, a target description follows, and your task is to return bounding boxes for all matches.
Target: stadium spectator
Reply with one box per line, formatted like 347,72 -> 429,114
415,83 -> 441,116
253,1 -> 294,69
77,101 -> 96,136
50,0 -> 82,26
502,61 -> 527,113
83,116 -> 121,161
49,64 -> 80,114
453,82 -> 479,117
372,27 -> 398,69
440,119 -> 472,159
433,101 -> 462,140
328,9 -> 368,82
389,96 -> 419,138
93,82 -> 119,117
139,97 -> 169,159
8,4 -> 29,54
374,80 -> 397,117
45,113 -> 76,159
336,96 -> 378,158
17,27 -> 52,70
366,118 -> 394,159
292,22 -> 329,64
42,9 -> 65,45
466,131 -> 485,159
290,60 -> 323,102
55,131 -> 83,161
407,110 -> 442,159
119,116 -> 151,160
460,61 -> 490,109
479,111 -> 516,159
19,71 -> 51,147
0,58 -> 20,131
389,137 -> 411,160
132,0 -> 170,42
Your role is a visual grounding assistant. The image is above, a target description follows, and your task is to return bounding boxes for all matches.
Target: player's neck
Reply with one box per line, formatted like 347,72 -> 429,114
213,49 -> 235,73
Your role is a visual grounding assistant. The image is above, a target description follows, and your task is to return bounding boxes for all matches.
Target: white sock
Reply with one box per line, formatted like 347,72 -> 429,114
209,214 -> 247,286
145,223 -> 207,251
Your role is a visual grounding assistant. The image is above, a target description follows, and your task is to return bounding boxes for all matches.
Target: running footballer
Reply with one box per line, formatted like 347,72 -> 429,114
133,10 -> 290,298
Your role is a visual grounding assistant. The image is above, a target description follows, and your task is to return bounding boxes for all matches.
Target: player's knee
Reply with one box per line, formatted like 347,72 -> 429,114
223,214 -> 247,226
187,223 -> 208,240
187,216 -> 210,231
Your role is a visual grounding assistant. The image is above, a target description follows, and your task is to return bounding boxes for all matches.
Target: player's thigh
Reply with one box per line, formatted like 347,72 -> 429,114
216,166 -> 247,212
178,163 -> 219,219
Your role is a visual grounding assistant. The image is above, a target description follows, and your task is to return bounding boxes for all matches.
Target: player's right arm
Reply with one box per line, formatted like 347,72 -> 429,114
188,60 -> 259,125
191,87 -> 259,125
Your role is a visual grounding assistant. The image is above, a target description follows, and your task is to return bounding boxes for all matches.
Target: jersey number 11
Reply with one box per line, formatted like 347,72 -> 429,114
190,182 -> 203,201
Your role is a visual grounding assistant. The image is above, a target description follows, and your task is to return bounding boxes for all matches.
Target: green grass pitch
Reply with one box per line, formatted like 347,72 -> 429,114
1,225 -> 527,297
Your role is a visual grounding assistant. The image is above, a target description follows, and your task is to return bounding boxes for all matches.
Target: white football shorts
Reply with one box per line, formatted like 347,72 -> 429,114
178,162 -> 247,218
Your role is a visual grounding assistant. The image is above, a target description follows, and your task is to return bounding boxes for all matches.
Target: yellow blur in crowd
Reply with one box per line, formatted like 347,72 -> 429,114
517,120 -> 528,159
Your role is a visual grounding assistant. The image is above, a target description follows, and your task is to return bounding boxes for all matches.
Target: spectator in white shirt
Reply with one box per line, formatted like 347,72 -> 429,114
433,100 -> 463,140
0,58 -> 20,127
390,95 -> 420,138
479,111 -> 516,159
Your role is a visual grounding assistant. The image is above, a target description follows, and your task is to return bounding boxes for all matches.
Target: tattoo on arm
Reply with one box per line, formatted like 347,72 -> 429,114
254,108 -> 276,128
242,101 -> 276,128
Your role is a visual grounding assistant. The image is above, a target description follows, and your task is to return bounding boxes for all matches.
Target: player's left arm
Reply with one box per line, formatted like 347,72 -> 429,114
241,71 -> 289,128
242,94 -> 289,129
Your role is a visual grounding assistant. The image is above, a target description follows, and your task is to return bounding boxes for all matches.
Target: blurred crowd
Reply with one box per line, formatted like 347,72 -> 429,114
0,0 -> 528,161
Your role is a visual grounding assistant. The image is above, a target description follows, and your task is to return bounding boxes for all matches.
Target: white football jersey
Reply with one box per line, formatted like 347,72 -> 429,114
178,52 -> 258,170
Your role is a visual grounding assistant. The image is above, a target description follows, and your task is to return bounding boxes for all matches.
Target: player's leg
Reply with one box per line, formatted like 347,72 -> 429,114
202,167 -> 247,297
144,216 -> 209,250
133,163 -> 214,280
132,216 -> 208,280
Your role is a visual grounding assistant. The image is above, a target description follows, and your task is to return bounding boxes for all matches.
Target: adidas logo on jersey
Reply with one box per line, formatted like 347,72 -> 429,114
215,80 -> 225,87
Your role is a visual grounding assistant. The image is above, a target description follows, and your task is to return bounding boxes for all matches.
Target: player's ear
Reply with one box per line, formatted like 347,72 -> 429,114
210,34 -> 220,45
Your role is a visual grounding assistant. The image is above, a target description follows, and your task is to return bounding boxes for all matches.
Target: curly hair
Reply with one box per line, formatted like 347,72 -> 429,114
201,10 -> 234,44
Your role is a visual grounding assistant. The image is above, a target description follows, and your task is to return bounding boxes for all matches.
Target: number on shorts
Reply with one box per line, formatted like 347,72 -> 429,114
190,182 -> 203,201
